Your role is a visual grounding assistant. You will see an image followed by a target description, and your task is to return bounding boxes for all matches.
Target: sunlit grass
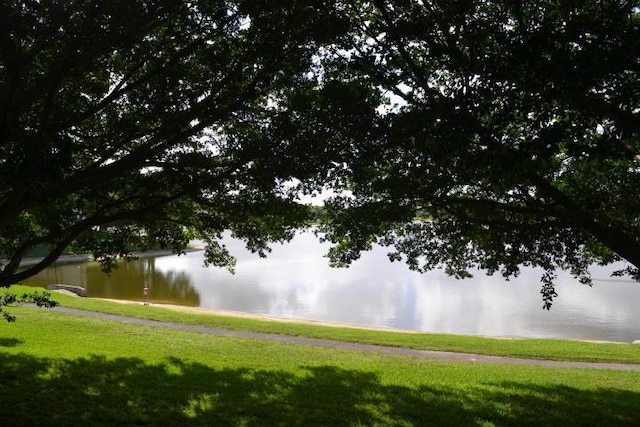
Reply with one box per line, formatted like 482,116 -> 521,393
1,304 -> 639,426
5,285 -> 637,364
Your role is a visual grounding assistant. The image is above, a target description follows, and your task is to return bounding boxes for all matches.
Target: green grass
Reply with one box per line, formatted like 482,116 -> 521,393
1,304 -> 640,426
7,285 -> 638,365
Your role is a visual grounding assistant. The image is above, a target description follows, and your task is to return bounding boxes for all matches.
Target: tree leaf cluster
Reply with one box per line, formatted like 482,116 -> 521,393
0,290 -> 57,322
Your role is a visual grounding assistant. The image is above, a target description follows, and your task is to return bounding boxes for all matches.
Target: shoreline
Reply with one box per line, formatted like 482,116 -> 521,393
14,247 -> 203,268
93,297 -> 413,334
87,296 -> 628,345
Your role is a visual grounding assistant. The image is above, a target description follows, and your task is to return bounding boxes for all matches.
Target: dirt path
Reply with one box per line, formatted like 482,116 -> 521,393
51,306 -> 640,371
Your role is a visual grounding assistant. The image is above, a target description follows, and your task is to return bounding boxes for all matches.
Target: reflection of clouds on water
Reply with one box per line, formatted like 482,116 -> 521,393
410,266 -> 640,342
155,234 -> 421,330
410,270 -> 512,337
543,266 -> 640,341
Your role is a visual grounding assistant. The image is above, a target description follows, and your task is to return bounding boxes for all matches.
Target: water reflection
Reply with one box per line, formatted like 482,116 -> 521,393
21,233 -> 640,342
22,256 -> 200,306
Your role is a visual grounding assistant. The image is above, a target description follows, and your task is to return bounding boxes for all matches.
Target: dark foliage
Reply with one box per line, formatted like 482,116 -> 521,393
267,0 -> 640,308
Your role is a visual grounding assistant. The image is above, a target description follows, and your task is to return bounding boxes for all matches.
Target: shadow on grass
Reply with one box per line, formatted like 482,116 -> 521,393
0,337 -> 22,347
0,352 -> 639,426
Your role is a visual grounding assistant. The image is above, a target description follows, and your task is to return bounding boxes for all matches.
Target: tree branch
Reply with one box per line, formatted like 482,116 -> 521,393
370,0 -> 445,102
529,173 -> 640,269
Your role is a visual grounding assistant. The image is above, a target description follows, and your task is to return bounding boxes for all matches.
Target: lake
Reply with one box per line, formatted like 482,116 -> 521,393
21,232 -> 640,343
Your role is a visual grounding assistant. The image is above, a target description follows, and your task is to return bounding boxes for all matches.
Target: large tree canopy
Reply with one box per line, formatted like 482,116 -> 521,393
265,0 -> 640,308
0,0 -> 347,286
3,0 -> 639,311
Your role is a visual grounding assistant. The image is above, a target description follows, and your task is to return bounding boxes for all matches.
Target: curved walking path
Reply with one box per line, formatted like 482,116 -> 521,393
53,306 -> 640,371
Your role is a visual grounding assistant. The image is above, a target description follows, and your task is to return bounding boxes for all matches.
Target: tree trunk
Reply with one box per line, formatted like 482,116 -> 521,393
531,174 -> 640,271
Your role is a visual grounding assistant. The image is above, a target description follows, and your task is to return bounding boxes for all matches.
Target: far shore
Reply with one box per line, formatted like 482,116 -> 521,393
15,246 -> 204,268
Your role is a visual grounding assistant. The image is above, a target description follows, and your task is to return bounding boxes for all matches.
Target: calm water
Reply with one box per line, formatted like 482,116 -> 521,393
22,232 -> 640,342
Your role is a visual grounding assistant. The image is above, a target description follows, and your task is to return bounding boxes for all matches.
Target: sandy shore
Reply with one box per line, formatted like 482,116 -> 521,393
77,296 -> 629,344
92,297 -> 413,333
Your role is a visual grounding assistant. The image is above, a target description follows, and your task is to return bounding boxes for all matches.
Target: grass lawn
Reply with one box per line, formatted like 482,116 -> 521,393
10,285 -> 640,364
1,288 -> 640,425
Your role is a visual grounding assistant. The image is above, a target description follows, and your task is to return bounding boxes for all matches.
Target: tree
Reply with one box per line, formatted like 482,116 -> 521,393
268,0 -> 640,308
0,0 -> 349,288
4,1 -> 639,315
